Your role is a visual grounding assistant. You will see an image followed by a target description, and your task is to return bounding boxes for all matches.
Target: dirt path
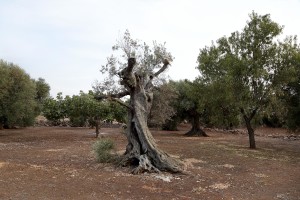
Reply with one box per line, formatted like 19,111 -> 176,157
0,126 -> 299,200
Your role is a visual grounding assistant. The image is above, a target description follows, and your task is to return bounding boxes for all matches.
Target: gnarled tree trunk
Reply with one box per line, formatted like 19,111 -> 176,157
185,111 -> 208,137
114,58 -> 182,174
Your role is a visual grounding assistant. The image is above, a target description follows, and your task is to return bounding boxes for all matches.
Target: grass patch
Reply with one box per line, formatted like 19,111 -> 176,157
93,138 -> 115,163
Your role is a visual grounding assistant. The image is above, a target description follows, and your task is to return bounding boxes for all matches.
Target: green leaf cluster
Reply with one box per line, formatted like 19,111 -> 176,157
197,11 -> 299,130
0,60 -> 43,128
42,92 -> 68,125
182,12 -> 300,148
42,91 -> 127,127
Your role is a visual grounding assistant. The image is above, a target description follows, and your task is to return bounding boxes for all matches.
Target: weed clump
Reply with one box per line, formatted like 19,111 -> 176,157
93,138 -> 115,163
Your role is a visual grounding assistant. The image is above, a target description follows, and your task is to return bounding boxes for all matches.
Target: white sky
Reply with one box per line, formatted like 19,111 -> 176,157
1,0 -> 299,97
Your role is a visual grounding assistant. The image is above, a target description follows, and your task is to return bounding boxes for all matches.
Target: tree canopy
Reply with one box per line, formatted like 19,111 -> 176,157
197,11 -> 299,148
95,30 -> 182,173
0,59 -> 49,128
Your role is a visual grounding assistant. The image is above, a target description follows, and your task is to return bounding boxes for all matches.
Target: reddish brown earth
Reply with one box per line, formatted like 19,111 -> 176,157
0,125 -> 299,200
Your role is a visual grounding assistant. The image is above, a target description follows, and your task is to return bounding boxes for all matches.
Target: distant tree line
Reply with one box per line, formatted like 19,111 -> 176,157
42,91 -> 127,137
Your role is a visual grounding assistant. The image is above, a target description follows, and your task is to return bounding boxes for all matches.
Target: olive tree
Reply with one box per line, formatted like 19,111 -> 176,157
165,78 -> 239,134
42,92 -> 68,125
0,59 -> 37,128
148,82 -> 178,128
66,91 -> 124,138
33,77 -> 50,115
95,31 -> 182,173
168,80 -> 208,136
274,36 -> 300,131
198,12 -> 295,148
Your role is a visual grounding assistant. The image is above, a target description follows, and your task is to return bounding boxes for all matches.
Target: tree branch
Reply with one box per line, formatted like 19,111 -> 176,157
95,90 -> 130,100
240,107 -> 248,121
154,59 -> 170,77
240,107 -> 258,121
110,97 -> 132,110
249,107 -> 258,120
127,57 -> 136,73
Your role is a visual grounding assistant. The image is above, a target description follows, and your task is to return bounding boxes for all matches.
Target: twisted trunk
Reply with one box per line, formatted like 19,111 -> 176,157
118,58 -> 182,174
185,111 -> 208,137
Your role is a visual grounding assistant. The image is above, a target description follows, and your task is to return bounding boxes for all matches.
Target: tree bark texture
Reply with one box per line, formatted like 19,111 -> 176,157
118,58 -> 182,174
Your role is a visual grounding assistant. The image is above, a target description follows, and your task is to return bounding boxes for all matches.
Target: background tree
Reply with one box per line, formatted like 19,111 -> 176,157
33,77 -> 50,115
169,80 -> 208,136
198,12 -> 296,148
283,75 -> 300,131
42,90 -> 127,136
107,100 -> 127,125
274,36 -> 300,131
95,30 -> 182,173
202,79 -> 240,129
164,78 -> 239,134
148,82 -> 178,128
0,59 -> 37,128
161,80 -> 191,131
42,92 -> 68,125
34,78 -> 50,102
66,91 -> 125,137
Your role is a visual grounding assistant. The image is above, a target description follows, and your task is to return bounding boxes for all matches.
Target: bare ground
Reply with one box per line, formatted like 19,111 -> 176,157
0,125 -> 299,200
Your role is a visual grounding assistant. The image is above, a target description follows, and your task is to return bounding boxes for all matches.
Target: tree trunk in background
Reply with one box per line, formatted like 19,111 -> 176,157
95,120 -> 100,138
241,108 -> 257,149
185,112 -> 208,137
244,118 -> 256,149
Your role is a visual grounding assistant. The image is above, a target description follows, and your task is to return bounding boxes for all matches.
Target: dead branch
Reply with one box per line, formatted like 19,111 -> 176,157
154,59 -> 170,77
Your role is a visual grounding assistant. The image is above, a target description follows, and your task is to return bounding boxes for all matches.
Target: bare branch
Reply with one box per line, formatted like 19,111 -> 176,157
110,97 -> 132,110
154,59 -> 170,77
95,90 -> 130,100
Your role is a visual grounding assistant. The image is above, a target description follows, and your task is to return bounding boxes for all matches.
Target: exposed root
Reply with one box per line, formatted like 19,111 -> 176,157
119,151 -> 183,174
132,154 -> 160,174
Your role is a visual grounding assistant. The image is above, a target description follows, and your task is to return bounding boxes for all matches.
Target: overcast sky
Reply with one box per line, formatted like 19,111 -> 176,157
1,0 -> 299,97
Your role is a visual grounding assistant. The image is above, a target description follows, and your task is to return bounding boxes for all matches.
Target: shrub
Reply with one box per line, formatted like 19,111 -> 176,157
93,139 -> 115,163
69,116 -> 87,127
0,59 -> 37,128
